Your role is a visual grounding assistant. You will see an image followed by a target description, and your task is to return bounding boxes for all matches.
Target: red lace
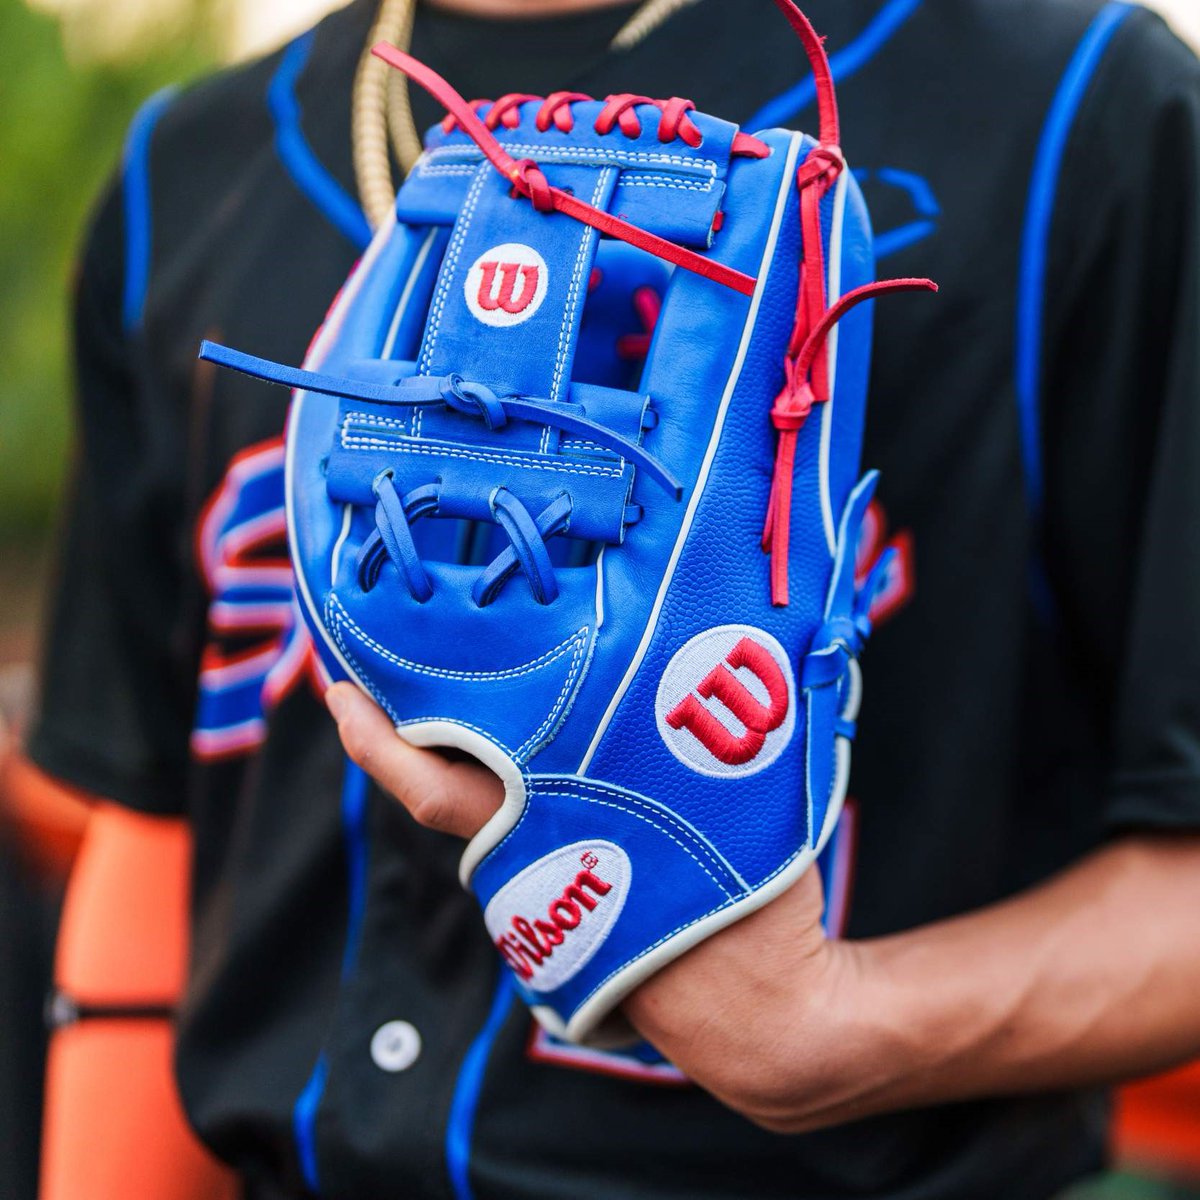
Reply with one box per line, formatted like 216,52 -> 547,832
748,1 -> 937,607
445,91 -> 710,149
596,94 -> 702,146
616,286 -> 662,361
377,42 -> 759,296
761,278 -> 937,606
374,0 -> 938,607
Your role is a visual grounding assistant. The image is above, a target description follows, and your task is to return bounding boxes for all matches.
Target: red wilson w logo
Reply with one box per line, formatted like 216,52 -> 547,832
666,637 -> 789,765
656,626 -> 797,776
465,243 -> 549,327
476,260 -> 540,314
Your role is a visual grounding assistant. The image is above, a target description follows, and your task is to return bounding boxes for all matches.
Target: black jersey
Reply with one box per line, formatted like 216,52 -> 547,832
30,1 -> 1200,1197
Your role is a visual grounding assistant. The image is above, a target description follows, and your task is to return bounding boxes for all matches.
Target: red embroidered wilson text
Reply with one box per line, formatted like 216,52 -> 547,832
495,863 -> 614,981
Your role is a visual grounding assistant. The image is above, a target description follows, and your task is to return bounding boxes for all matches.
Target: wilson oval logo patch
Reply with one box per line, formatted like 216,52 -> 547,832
656,625 -> 796,778
484,840 -> 630,993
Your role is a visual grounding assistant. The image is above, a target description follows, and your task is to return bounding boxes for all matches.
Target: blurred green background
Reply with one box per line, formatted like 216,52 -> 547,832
0,0 -> 218,550
0,0 -> 1197,1195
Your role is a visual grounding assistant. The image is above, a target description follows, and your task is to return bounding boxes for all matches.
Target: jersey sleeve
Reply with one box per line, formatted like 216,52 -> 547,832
26,169 -> 197,817
1041,10 -> 1200,834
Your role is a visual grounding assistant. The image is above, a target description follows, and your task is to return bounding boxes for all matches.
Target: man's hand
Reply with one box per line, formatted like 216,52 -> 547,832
325,682 -> 853,1127
327,683 -> 1200,1134
326,682 -> 504,838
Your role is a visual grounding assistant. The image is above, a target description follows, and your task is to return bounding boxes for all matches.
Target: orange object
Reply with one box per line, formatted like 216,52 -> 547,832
42,1020 -> 239,1200
1115,1061 -> 1200,1178
40,802 -> 239,1200
0,748 -> 92,880
52,803 -> 191,1006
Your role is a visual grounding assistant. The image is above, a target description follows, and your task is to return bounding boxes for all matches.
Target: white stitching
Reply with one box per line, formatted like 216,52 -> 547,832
342,415 -> 628,476
339,434 -> 626,480
329,594 -> 589,682
424,143 -> 718,176
550,778 -> 740,892
341,413 -> 410,434
550,169 -> 612,411
411,164 -> 478,178
417,165 -> 488,389
619,173 -> 714,193
529,789 -> 738,899
417,166 -> 713,195
514,635 -> 589,760
327,596 -> 588,765
329,607 -> 401,723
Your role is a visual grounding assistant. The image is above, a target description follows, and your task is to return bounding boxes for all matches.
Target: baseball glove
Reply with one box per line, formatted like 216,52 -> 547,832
202,0 -> 933,1044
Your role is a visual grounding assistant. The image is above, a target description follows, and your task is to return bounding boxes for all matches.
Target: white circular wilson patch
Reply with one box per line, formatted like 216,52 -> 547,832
485,840 -> 630,994
465,242 -> 549,327
655,625 -> 797,779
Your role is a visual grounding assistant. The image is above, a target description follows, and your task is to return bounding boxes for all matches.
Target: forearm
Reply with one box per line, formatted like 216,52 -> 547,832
627,835 -> 1200,1132
41,801 -> 237,1200
857,835 -> 1200,1108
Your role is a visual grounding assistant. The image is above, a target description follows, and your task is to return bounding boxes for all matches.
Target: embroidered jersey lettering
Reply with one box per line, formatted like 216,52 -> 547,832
191,437 -> 318,760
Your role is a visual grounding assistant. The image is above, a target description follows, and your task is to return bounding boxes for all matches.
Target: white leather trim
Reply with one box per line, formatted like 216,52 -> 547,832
330,503 -> 353,588
562,839 -> 824,1044
288,210 -> 398,690
577,132 -> 807,774
383,228 -> 439,358
382,720 -> 530,889
818,168 -> 850,556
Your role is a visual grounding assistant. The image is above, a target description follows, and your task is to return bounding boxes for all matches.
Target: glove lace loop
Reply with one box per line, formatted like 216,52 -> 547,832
198,342 -> 680,606
443,92 -> 711,151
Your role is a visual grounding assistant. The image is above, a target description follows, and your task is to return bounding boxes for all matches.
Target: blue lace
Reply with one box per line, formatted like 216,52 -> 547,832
800,547 -> 895,689
200,341 -> 679,605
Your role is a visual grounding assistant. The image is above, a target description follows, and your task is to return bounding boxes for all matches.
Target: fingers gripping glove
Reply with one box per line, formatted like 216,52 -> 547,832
201,0 -> 934,1044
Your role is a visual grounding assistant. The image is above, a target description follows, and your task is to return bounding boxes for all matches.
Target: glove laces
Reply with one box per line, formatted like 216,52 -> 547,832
199,342 -> 681,606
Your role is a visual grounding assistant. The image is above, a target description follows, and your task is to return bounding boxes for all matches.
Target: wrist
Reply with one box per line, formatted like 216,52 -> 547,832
718,934 -> 949,1134
732,937 -> 909,1133
622,873 -> 900,1130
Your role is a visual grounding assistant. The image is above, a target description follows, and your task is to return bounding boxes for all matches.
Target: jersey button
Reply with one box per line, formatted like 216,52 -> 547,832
370,1020 -> 422,1072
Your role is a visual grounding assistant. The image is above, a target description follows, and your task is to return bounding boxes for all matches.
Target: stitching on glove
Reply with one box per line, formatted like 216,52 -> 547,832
514,634 -> 592,760
520,789 -> 740,900
417,165 -> 488,382
421,142 -> 719,178
340,431 -> 627,480
548,776 -> 745,894
327,594 -> 589,682
551,169 -> 615,411
618,173 -> 714,193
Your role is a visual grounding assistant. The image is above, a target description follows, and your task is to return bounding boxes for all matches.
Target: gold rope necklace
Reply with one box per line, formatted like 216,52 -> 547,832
351,0 -> 702,230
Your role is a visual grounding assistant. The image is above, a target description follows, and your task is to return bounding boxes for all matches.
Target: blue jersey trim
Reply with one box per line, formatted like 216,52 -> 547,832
293,1055 -> 328,1193
1016,1 -> 1133,520
340,762 -> 371,975
121,87 -> 176,333
291,762 -> 372,1194
746,0 -> 923,131
269,31 -> 372,250
445,973 -> 516,1200
854,166 -> 941,260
